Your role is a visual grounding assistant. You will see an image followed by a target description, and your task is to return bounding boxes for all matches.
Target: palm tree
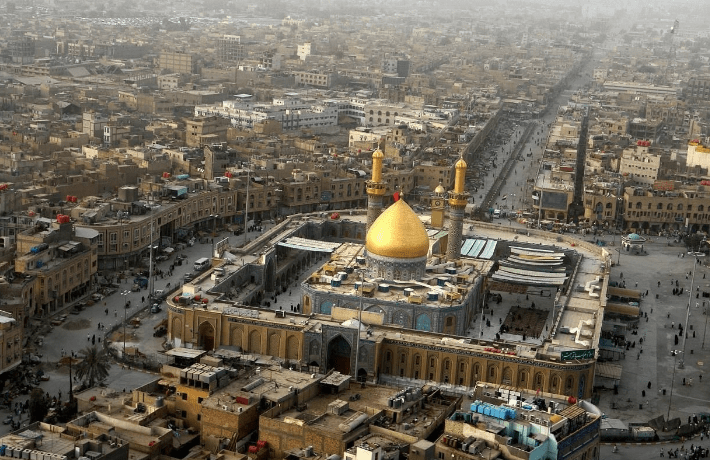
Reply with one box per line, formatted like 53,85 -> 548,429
75,346 -> 111,388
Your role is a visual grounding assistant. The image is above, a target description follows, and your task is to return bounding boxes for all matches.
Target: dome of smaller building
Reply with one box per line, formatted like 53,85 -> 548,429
434,183 -> 446,194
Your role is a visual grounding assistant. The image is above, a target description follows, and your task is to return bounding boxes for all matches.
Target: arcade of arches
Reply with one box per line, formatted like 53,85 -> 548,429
378,342 -> 593,399
168,306 -> 595,399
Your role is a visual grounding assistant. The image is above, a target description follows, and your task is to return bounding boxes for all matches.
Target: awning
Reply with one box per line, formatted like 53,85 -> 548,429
164,348 -> 207,359
58,241 -> 81,252
278,237 -> 342,253
595,362 -> 623,381
605,302 -> 639,317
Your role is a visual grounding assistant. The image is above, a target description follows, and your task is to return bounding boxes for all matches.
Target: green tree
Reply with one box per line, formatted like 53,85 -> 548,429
75,346 -> 110,388
28,388 -> 48,423
685,233 -> 704,252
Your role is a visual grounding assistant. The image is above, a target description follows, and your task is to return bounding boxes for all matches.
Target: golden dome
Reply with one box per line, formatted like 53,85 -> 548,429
455,157 -> 467,170
434,182 -> 446,194
372,148 -> 384,159
366,199 -> 429,259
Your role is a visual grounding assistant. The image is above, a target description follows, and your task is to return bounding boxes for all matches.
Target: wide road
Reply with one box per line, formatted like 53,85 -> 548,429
487,50 -> 600,223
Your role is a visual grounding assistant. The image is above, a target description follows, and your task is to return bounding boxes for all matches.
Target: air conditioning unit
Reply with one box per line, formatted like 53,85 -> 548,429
222,405 -> 229,411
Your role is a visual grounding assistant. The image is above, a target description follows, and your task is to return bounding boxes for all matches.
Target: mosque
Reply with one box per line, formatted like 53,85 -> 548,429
300,150 -> 489,336
165,148 -> 606,399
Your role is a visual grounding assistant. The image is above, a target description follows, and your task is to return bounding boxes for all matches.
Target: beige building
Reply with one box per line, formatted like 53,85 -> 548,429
686,139 -> 710,170
414,161 -> 457,192
623,184 -> 710,233
0,313 -> 21,374
186,117 -> 229,148
159,51 -> 195,74
15,218 -> 98,315
618,144 -> 661,185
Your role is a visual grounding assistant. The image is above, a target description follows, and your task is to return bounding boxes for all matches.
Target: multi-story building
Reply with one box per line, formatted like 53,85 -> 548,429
216,35 -> 246,64
414,160 -> 457,191
532,162 -> 575,222
293,70 -> 333,88
195,98 -> 338,133
14,217 -> 99,316
297,42 -> 312,61
623,184 -> 710,234
685,76 -> 710,102
0,313 -> 22,374
186,117 -> 229,148
82,112 -> 109,139
686,138 -> 710,170
434,383 -> 601,460
8,32 -> 34,64
618,143 -> 661,185
159,51 -> 196,74
382,52 -> 410,78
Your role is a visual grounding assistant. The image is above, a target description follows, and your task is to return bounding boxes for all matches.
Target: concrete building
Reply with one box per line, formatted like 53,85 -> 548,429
0,313 -> 22,374
293,71 -> 333,88
618,143 -> 661,185
686,138 -> 710,170
195,98 -> 339,133
82,112 -> 109,139
0,422 -> 130,460
216,35 -> 246,64
159,51 -> 196,74
435,383 -> 601,460
186,117 -> 229,148
14,216 -> 99,316
297,43 -> 312,61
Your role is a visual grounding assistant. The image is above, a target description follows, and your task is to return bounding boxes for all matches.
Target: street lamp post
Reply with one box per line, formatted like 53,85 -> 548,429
679,264 -> 696,368
210,214 -> 219,257
668,350 -> 682,421
703,291 -> 710,349
120,290 -> 130,358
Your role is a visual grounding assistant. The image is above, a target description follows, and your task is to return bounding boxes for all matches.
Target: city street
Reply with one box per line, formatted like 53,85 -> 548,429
0,223 -> 275,434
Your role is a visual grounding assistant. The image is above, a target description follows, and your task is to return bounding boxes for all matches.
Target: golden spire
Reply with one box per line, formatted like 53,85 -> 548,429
454,156 -> 467,194
372,148 -> 384,184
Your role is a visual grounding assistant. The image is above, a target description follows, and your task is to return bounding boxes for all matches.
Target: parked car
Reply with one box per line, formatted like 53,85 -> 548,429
150,303 -> 162,314
3,415 -> 13,425
91,293 -> 104,302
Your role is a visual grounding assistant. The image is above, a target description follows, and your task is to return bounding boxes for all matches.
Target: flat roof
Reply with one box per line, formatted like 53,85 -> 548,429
165,347 -> 207,359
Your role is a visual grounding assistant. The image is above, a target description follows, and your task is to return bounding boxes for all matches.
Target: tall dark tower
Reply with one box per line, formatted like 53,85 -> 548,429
447,157 -> 470,261
366,148 -> 386,233
568,109 -> 589,224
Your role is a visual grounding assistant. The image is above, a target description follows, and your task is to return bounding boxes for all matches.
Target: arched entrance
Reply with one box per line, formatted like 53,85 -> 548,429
327,335 -> 352,375
357,368 -> 368,382
198,322 -> 215,351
